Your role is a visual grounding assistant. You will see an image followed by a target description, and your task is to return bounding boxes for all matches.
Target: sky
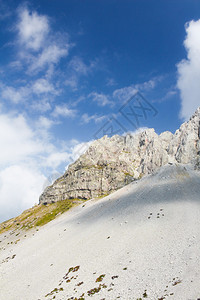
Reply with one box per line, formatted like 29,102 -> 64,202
0,0 -> 200,222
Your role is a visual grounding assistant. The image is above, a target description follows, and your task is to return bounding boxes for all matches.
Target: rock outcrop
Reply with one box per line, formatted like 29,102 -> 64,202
39,107 -> 200,204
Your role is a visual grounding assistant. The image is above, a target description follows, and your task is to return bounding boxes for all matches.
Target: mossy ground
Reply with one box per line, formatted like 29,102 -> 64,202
0,199 -> 85,234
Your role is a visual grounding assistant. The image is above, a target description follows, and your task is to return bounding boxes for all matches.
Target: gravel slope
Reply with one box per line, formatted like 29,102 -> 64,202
0,163 -> 200,300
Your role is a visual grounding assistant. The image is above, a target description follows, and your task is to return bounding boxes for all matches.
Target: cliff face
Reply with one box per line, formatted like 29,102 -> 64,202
39,107 -> 200,204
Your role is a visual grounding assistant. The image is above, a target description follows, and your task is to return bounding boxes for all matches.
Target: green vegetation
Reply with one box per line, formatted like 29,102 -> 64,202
35,200 -> 74,226
143,290 -> 148,298
95,274 -> 105,282
82,164 -> 105,170
45,287 -> 64,297
124,171 -> 134,177
63,266 -> 80,280
87,286 -> 101,296
95,192 -> 110,199
0,199 -> 85,234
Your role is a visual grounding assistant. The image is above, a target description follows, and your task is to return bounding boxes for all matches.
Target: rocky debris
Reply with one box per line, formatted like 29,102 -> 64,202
39,107 -> 200,204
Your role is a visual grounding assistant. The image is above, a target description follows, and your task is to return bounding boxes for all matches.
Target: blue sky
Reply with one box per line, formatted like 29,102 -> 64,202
0,0 -> 200,221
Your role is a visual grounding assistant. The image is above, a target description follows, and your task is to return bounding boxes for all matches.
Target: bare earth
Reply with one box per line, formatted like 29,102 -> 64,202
0,163 -> 200,300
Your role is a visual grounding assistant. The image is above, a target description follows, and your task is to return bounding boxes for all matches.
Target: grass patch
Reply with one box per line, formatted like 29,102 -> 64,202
0,199 -> 85,234
35,200 -> 74,226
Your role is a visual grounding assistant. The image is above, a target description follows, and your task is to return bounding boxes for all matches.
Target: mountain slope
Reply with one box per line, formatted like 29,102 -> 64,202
1,163 -> 200,300
39,107 -> 200,204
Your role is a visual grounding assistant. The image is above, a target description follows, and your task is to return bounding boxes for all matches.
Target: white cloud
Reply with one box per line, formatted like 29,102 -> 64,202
17,7 -> 49,51
45,152 -> 70,169
113,78 -> 161,102
0,114 -> 45,166
0,78 -> 57,110
29,98 -> 52,112
65,56 -> 97,90
158,88 -> 177,103
0,113 -> 48,222
35,116 -> 56,140
37,116 -> 55,130
106,78 -> 117,86
52,104 -> 76,118
9,60 -> 22,69
69,56 -> 88,75
135,79 -> 156,90
89,92 -> 113,107
15,7 -> 71,75
1,79 -> 56,104
69,56 -> 96,75
113,85 -> 137,102
65,76 -> 78,90
2,86 -> 29,103
81,113 -> 107,124
29,44 -> 69,72
0,165 -> 45,222
32,78 -> 55,94
177,19 -> 200,120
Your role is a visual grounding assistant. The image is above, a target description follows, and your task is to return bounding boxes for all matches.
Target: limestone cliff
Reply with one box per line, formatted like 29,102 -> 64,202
39,107 -> 200,204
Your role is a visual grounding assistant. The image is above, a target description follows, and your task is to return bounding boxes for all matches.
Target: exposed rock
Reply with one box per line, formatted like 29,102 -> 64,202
39,107 -> 200,204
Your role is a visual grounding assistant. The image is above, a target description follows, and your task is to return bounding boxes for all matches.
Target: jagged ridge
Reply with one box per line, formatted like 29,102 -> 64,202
39,107 -> 200,204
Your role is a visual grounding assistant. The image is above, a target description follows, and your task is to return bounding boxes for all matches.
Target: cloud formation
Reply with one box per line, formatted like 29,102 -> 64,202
17,7 -> 49,51
89,92 -> 113,107
0,113 -> 45,166
29,44 -> 69,73
177,19 -> 200,120
0,165 -> 45,222
113,78 -> 160,103
0,111 -> 80,222
0,113 -> 47,221
15,7 -> 70,75
81,113 -> 107,124
52,105 -> 76,118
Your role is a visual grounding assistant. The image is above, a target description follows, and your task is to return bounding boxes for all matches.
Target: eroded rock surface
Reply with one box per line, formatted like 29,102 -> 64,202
39,107 -> 200,204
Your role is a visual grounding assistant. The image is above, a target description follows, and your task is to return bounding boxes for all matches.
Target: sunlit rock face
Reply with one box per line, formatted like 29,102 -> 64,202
39,107 -> 200,204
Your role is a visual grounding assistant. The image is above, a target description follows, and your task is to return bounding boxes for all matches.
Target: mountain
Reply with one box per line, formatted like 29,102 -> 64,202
39,107 -> 200,204
1,109 -> 200,300
1,163 -> 200,299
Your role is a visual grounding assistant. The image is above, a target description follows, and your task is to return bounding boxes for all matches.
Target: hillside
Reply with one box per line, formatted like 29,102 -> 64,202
0,163 -> 200,300
0,199 -> 84,235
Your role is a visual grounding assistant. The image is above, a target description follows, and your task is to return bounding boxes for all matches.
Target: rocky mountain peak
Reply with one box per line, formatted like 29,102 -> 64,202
39,107 -> 200,204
